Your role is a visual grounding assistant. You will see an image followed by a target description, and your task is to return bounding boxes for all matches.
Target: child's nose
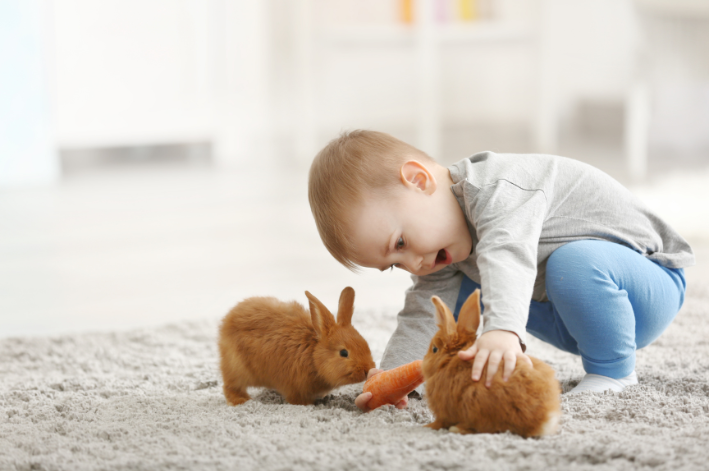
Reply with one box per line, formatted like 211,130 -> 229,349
404,253 -> 424,273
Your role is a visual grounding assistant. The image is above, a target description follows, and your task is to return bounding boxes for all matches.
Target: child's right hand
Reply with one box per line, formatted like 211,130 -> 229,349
355,368 -> 409,412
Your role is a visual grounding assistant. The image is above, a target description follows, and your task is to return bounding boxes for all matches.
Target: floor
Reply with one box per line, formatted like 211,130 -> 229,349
1,138 -> 708,338
0,161 -> 415,337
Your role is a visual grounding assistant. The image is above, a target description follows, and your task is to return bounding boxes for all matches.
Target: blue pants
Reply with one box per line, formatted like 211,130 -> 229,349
454,240 -> 686,379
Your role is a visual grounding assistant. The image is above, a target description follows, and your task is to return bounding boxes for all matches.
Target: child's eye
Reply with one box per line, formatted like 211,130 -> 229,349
396,237 -> 404,250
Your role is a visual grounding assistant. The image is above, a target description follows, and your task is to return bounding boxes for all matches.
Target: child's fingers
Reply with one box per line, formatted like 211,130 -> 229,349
458,344 -> 478,360
471,349 -> 489,381
485,351 -> 503,387
395,396 -> 409,409
355,392 -> 373,412
366,368 -> 383,379
521,353 -> 533,368
502,351 -> 517,381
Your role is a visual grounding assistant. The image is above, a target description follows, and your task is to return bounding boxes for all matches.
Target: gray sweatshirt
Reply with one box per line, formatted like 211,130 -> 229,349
380,152 -> 695,374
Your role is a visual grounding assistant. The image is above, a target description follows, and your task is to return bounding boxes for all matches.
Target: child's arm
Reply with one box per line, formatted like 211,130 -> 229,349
379,268 -> 465,373
462,179 -> 547,385
353,268 -> 463,412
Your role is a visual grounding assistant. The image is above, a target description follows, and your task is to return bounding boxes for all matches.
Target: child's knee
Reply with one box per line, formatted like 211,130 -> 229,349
545,241 -> 604,301
547,240 -> 602,273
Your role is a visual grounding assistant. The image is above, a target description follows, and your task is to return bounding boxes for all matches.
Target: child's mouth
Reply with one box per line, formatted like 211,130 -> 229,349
434,249 -> 452,267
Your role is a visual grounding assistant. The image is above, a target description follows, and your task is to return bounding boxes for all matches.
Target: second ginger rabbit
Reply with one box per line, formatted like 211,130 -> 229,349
423,289 -> 561,438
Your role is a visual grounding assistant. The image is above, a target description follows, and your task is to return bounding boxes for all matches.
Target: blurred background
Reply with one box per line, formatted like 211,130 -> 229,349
1,0 -> 708,338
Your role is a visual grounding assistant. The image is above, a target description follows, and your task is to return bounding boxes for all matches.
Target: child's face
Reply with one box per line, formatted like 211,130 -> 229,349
348,167 -> 473,277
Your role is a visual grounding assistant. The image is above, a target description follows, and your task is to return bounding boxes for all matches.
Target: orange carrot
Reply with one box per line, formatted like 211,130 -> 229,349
363,360 -> 424,409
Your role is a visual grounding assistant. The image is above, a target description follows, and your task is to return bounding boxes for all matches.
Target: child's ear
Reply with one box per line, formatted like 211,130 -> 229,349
400,161 -> 436,195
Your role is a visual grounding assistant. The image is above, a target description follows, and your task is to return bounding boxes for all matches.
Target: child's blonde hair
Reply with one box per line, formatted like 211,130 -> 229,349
308,130 -> 433,270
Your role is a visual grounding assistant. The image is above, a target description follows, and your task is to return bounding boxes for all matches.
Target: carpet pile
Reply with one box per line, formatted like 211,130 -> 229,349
1,285 -> 708,470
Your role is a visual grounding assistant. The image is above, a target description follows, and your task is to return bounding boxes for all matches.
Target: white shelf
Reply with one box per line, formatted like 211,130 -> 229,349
438,21 -> 535,43
317,20 -> 535,46
316,24 -> 415,46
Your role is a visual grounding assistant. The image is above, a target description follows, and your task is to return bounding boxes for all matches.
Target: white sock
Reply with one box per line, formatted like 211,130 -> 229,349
567,371 -> 638,394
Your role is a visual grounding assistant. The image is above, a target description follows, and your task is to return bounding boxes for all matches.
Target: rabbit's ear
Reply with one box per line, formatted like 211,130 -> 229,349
305,291 -> 336,336
431,296 -> 456,338
457,289 -> 481,336
336,286 -> 355,326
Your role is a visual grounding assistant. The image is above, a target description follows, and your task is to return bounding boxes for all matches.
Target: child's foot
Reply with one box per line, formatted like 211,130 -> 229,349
567,371 -> 638,394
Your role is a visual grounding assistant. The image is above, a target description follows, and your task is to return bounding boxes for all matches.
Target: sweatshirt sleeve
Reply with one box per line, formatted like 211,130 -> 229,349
379,267 -> 463,372
468,180 -> 547,344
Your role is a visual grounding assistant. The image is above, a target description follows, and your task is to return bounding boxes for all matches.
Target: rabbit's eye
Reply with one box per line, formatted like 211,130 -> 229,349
340,349 -> 349,358
432,346 -> 438,353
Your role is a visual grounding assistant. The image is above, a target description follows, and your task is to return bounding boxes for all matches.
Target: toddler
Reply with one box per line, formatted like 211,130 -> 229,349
307,130 -> 693,412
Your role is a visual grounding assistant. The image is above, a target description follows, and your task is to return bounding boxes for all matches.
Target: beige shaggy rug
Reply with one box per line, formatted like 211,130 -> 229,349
1,284 -> 708,471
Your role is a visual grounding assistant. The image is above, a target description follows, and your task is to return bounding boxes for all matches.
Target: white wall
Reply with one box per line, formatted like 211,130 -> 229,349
50,0 -> 217,148
0,0 -> 59,187
547,0 -> 636,116
0,0 -> 673,187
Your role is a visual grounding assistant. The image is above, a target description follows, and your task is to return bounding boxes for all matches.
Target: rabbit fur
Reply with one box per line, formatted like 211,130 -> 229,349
219,286 -> 375,406
423,289 -> 561,438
